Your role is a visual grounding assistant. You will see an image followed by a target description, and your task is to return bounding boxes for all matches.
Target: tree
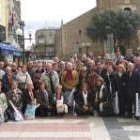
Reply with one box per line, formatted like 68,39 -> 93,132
86,10 -> 116,41
86,10 -> 140,47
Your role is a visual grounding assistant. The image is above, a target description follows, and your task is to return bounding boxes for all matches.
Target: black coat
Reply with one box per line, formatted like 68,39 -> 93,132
75,90 -> 93,107
102,73 -> 116,94
95,85 -> 113,116
114,72 -> 126,95
125,71 -> 140,98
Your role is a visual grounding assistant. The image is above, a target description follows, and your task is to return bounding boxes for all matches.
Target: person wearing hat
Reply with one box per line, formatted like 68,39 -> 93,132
114,64 -> 126,117
94,77 -> 113,117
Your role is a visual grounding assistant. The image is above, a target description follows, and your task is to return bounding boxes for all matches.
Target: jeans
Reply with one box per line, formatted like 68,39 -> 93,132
64,90 -> 74,107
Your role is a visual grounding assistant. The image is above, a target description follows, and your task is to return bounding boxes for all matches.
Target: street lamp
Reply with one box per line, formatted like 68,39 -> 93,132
16,28 -> 33,63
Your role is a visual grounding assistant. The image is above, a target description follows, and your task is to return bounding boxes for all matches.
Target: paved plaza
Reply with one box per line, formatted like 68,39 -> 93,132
0,115 -> 140,140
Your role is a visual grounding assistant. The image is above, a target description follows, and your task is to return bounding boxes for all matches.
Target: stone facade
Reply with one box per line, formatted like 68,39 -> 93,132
62,8 -> 103,59
35,28 -> 62,60
8,0 -> 22,45
62,0 -> 140,58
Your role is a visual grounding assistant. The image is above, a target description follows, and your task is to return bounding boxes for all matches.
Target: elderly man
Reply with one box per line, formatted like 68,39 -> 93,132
125,62 -> 140,118
41,63 -> 59,95
61,62 -> 79,106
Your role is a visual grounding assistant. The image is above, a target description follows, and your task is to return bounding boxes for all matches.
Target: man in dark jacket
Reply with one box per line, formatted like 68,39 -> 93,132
125,62 -> 140,118
101,64 -> 116,95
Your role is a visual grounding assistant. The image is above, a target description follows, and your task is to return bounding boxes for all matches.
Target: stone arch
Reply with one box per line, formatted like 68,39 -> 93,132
124,7 -> 132,12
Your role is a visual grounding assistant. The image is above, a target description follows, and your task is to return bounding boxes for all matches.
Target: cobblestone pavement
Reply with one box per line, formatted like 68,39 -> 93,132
0,116 -> 140,140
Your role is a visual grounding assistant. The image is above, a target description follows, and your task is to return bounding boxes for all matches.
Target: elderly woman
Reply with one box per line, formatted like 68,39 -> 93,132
2,67 -> 16,93
74,82 -> 94,116
17,64 -> 33,91
114,64 -> 126,116
56,85 -> 68,114
87,67 -> 100,94
0,82 -> 8,122
36,81 -> 56,117
94,77 -> 113,117
23,83 -> 35,113
6,80 -> 23,120
77,66 -> 88,91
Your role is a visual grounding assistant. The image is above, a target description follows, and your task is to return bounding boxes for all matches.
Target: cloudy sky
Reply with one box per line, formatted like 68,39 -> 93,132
20,0 -> 96,47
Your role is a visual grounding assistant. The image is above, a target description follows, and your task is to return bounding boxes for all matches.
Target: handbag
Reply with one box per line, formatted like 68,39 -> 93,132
9,100 -> 24,121
24,99 -> 40,120
24,104 -> 36,120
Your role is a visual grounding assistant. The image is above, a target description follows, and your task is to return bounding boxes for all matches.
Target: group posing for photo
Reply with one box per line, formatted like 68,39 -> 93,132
1,47 -> 140,123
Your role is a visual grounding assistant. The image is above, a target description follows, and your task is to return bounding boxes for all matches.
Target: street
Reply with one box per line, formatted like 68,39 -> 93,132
0,115 -> 140,140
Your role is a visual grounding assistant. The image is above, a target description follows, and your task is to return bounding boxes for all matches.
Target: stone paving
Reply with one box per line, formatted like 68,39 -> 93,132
0,116 -> 140,140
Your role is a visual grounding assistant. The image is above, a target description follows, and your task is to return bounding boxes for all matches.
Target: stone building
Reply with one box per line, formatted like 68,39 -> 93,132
0,0 -> 22,61
62,0 -> 140,58
8,0 -> 22,46
35,28 -> 62,60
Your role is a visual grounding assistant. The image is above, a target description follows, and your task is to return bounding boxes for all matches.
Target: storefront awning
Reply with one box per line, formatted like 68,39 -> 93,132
0,42 -> 23,57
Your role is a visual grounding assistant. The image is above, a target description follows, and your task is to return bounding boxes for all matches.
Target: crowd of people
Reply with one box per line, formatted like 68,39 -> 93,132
1,47 -> 140,123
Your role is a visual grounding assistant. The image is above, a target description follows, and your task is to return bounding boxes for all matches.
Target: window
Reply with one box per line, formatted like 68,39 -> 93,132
79,30 -> 82,35
76,41 -> 79,44
38,35 -> 45,44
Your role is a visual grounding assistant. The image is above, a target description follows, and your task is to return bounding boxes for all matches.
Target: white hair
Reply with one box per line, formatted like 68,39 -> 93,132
5,67 -> 11,72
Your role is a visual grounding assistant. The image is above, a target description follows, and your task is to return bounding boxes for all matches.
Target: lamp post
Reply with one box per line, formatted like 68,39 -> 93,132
16,28 -> 32,63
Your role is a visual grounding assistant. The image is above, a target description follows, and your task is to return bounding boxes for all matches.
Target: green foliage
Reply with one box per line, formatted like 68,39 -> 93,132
86,10 -> 140,42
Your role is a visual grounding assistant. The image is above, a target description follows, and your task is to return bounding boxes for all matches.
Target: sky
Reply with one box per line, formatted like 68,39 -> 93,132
20,0 -> 96,48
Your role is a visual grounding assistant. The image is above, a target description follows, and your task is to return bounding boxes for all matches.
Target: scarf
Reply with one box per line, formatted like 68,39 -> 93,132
95,85 -> 105,102
64,70 -> 73,81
